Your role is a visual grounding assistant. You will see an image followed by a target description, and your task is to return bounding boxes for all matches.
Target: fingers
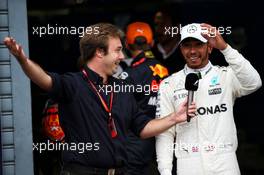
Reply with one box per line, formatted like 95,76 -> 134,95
188,101 -> 196,109
182,98 -> 188,107
188,112 -> 196,118
3,37 -> 27,61
3,37 -> 11,47
187,102 -> 196,117
4,37 -> 14,44
4,37 -> 16,50
4,37 -> 18,46
200,23 -> 213,29
3,37 -> 10,43
200,23 -> 228,50
5,37 -> 18,52
200,23 -> 218,39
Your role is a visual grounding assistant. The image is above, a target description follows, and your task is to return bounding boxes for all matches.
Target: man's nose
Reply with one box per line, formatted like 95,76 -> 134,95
119,51 -> 125,61
190,46 -> 197,54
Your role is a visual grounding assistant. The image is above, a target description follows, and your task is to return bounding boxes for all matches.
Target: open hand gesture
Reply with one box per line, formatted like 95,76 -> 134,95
3,37 -> 27,63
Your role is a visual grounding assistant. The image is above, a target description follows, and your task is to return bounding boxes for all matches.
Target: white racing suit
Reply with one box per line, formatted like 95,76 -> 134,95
155,45 -> 262,175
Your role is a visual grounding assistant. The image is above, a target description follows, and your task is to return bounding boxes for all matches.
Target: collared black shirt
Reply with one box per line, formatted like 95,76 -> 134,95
123,51 -> 168,164
124,51 -> 167,118
48,67 -> 151,168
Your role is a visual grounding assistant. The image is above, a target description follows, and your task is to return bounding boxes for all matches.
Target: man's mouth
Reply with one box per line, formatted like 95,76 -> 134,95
190,56 -> 199,62
114,61 -> 120,66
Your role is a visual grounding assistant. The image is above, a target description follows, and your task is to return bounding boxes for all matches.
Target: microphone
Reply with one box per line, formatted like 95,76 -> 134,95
185,73 -> 199,122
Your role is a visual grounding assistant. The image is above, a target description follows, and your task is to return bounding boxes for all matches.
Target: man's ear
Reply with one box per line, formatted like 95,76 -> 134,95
95,48 -> 105,58
207,43 -> 213,54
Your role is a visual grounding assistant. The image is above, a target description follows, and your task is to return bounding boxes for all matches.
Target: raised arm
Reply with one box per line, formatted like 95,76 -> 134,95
4,37 -> 52,91
201,23 -> 262,96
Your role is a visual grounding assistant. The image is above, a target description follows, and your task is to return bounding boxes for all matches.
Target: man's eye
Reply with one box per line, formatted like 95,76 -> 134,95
182,43 -> 191,48
195,43 -> 204,47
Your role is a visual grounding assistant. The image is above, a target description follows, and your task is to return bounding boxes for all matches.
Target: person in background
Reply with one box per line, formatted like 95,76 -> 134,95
38,99 -> 64,175
152,6 -> 185,75
120,21 -> 168,175
152,6 -> 185,174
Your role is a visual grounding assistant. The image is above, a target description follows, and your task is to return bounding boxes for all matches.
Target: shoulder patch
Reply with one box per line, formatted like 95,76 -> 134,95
149,64 -> 169,78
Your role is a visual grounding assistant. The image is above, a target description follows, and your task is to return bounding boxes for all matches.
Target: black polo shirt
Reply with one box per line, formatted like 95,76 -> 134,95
48,66 -> 151,168
122,51 -> 168,164
124,51 -> 166,118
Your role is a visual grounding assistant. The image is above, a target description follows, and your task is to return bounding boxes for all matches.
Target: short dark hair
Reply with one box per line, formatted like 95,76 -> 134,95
78,23 -> 122,68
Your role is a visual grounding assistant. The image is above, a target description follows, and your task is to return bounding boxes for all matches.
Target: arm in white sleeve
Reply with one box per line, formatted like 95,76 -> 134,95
156,128 -> 175,175
221,45 -> 262,97
155,81 -> 176,175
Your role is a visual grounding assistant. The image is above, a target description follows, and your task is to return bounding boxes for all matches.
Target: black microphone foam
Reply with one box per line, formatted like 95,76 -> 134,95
185,73 -> 199,91
185,73 -> 199,122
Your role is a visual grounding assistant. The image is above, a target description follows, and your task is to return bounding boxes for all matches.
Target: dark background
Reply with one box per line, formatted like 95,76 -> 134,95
26,0 -> 264,174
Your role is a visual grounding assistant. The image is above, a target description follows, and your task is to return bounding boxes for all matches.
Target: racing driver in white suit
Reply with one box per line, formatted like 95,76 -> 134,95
155,23 -> 262,175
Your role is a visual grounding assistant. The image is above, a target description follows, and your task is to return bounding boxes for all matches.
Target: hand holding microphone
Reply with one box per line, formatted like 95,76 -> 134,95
185,73 -> 199,122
